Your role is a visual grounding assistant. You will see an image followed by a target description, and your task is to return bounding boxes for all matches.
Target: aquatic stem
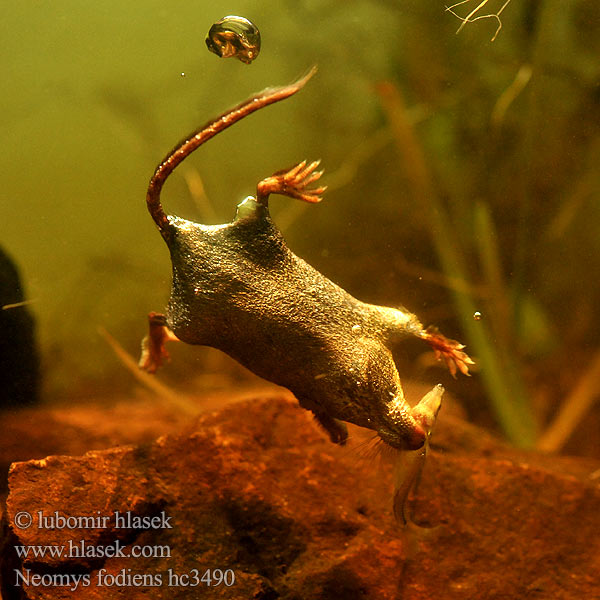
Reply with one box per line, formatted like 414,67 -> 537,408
511,0 -> 575,336
473,201 -> 512,349
98,326 -> 198,415
537,348 -> 600,452
491,65 -> 532,129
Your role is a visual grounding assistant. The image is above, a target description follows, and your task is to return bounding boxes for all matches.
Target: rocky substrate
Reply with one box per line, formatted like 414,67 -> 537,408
1,394 -> 599,599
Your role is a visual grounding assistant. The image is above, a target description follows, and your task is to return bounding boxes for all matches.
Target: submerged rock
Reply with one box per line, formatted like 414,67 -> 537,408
1,395 -> 599,599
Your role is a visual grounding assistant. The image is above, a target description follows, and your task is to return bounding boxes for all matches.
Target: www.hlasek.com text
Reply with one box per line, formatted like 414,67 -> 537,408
15,538 -> 171,560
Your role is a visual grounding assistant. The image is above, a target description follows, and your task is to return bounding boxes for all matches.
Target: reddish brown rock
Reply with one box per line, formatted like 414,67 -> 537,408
0,381 -> 282,497
1,395 -> 600,599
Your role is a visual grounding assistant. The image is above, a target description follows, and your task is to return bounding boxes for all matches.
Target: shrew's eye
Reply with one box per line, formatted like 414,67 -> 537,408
205,16 -> 261,65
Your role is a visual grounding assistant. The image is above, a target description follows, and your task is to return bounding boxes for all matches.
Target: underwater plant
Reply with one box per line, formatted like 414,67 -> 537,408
446,0 -> 513,41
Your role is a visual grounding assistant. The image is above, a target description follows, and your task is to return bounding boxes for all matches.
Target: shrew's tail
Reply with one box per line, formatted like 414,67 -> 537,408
146,67 -> 317,238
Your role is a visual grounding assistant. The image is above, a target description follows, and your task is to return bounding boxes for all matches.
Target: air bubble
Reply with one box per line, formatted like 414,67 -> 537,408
206,16 -> 261,64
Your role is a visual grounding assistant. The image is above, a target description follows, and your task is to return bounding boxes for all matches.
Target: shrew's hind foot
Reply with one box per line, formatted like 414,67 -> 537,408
256,160 -> 326,206
139,312 -> 180,374
420,326 -> 475,378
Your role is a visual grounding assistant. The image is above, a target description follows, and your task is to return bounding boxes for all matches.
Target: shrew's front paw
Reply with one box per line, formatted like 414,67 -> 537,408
311,410 -> 349,445
256,160 -> 326,205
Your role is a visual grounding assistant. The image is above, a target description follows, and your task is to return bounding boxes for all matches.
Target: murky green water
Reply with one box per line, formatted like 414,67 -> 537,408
2,0 -> 599,455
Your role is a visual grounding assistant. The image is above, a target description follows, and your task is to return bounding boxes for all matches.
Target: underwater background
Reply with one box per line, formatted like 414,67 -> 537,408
2,0 -> 600,458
